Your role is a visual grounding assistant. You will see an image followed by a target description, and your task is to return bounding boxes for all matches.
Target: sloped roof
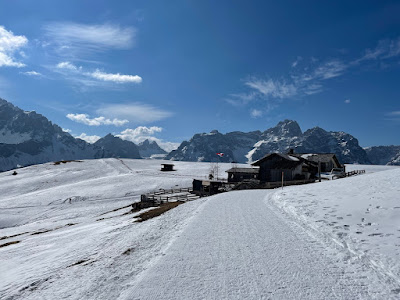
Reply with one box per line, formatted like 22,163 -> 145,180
291,153 -> 341,166
251,153 -> 307,169
225,168 -> 259,174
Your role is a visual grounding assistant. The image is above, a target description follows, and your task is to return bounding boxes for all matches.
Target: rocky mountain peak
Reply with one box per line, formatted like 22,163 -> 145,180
264,119 -> 303,138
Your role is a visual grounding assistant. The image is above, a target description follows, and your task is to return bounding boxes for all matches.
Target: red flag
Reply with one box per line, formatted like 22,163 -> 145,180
216,153 -> 224,157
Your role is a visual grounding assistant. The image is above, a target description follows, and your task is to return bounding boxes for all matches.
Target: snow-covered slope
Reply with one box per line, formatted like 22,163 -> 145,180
365,145 -> 400,166
1,160 -> 399,299
167,120 -> 370,164
0,159 -> 234,300
0,98 -> 107,171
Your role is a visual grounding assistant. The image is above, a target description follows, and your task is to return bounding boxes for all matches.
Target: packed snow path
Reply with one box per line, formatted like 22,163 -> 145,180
122,190 -> 394,300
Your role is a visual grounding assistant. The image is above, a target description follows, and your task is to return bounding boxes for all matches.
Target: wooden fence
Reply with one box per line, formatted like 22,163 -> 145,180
263,178 -> 316,189
345,170 -> 365,177
141,187 -> 199,203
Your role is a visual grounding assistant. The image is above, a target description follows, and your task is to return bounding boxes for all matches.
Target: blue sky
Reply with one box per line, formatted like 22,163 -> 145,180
0,0 -> 399,150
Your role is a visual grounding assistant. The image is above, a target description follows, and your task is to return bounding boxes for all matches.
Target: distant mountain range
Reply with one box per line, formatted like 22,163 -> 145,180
0,97 -> 399,171
0,98 -> 166,171
167,120 -> 399,166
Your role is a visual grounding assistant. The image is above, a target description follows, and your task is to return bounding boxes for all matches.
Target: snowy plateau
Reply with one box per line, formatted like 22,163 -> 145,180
1,159 -> 400,299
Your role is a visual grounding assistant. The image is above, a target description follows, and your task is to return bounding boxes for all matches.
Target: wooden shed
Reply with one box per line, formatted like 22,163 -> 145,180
225,167 -> 259,183
161,163 -> 175,171
192,179 -> 224,196
252,153 -> 317,183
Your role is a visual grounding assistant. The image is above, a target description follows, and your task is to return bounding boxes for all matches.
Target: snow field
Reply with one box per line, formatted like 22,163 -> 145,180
1,159 -> 399,299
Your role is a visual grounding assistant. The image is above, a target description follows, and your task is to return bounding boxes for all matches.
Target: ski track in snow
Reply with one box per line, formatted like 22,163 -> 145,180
121,190 -> 397,300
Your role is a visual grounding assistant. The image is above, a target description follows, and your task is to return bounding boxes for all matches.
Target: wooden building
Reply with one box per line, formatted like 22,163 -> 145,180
291,153 -> 342,173
225,167 -> 259,183
252,153 -> 317,183
160,163 -> 175,171
192,179 -> 224,196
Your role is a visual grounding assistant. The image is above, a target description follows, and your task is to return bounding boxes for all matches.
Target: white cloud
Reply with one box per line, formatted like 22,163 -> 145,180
250,109 -> 262,118
53,62 -> 142,87
357,37 -> 400,62
313,60 -> 347,80
75,133 -> 101,143
344,99 -> 351,104
117,126 -> 162,142
62,128 -> 72,133
66,113 -> 129,126
97,103 -> 173,123
57,61 -> 79,70
21,70 -> 42,76
116,126 -> 179,152
89,69 -> 142,83
44,22 -> 136,50
387,111 -> 400,116
0,26 -> 28,67
245,78 -> 297,99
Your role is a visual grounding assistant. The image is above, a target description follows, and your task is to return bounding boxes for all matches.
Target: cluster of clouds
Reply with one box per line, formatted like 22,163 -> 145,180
226,37 -> 400,118
67,125 -> 179,152
66,113 -> 129,126
0,23 -> 142,87
0,26 -> 28,67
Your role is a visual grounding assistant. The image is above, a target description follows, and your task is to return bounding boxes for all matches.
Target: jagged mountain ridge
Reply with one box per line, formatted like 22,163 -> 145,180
166,120 -> 372,164
137,139 -> 167,158
365,146 -> 400,166
0,98 -> 107,171
94,134 -> 141,159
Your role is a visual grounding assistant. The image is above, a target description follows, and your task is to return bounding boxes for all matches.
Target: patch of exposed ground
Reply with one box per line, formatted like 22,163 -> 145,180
0,240 -> 20,248
135,201 -> 184,222
53,160 -> 82,165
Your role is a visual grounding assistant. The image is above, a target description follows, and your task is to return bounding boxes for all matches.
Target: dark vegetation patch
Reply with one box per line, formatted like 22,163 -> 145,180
67,259 -> 90,267
12,171 -> 18,175
135,201 -> 184,222
0,232 -> 29,240
53,160 -> 82,165
122,247 -> 135,255
98,203 -> 134,217
19,277 -> 51,292
0,240 -> 21,248
31,223 -> 77,236
31,229 -> 52,235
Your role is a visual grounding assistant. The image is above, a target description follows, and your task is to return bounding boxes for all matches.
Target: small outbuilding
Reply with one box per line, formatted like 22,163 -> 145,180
225,167 -> 259,183
161,163 -> 175,171
192,179 -> 224,196
252,153 -> 317,183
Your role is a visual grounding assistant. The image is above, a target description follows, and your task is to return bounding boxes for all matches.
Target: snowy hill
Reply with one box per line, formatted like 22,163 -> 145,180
137,139 -> 167,158
167,120 -> 371,164
94,134 -> 141,159
1,160 -> 400,299
365,145 -> 400,166
0,98 -> 107,172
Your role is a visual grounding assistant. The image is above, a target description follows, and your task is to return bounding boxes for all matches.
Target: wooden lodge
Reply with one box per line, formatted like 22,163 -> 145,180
225,167 -> 259,183
251,153 -> 318,183
161,163 -> 175,171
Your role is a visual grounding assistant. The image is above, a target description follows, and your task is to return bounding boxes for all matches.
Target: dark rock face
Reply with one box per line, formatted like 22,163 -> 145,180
94,134 -> 141,159
0,98 -> 106,171
166,120 -> 371,165
365,146 -> 400,165
137,139 -> 166,158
